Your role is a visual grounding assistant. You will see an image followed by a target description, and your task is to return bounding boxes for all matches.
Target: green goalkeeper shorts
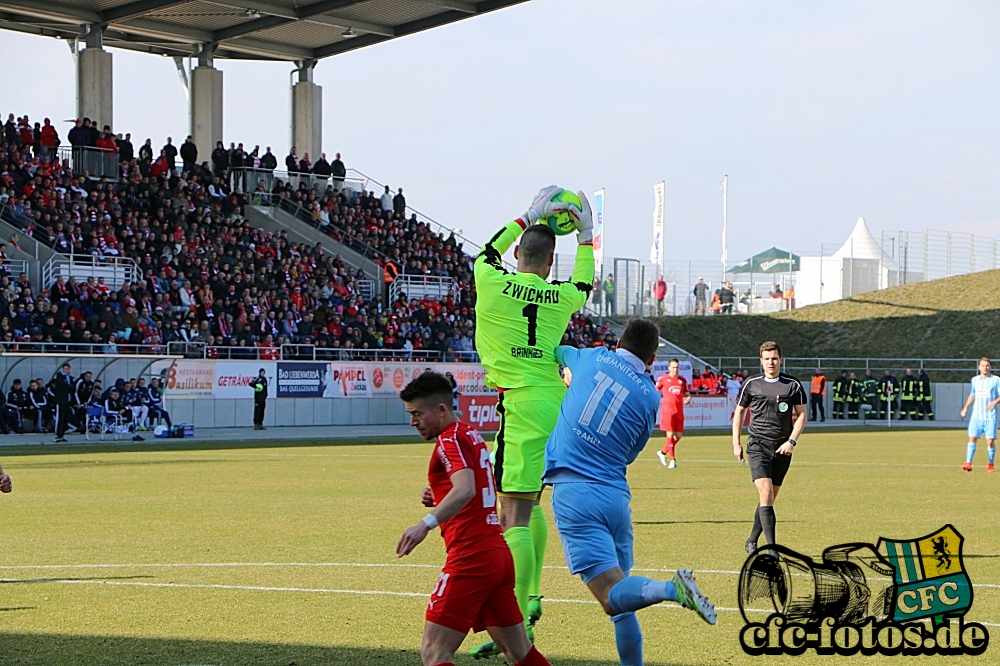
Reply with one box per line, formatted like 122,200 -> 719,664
493,385 -> 565,496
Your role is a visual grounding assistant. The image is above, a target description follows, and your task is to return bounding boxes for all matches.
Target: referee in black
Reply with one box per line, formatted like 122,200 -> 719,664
732,341 -> 807,554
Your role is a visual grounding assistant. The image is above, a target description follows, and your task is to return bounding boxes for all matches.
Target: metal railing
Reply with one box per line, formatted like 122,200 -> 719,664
272,195 -> 388,269
276,345 -> 478,363
56,145 -> 120,180
344,168 -> 503,268
390,275 -> 456,304
199,344 -> 478,362
230,167 -> 366,197
0,201 -> 32,233
699,357 -> 995,375
250,166 -> 515,273
0,258 -> 28,280
0,341 -> 180,356
0,341 -> 483,362
43,254 -> 139,291
887,229 -> 1000,284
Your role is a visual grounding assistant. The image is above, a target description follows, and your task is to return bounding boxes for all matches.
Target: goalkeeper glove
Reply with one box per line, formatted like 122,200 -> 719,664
568,190 -> 594,244
525,185 -> 568,224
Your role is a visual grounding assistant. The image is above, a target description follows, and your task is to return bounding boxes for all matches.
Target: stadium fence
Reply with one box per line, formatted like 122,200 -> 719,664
568,229 -> 1000,318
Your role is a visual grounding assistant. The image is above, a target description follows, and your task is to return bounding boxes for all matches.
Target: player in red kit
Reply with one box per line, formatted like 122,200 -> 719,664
656,359 -> 691,469
397,372 -> 551,666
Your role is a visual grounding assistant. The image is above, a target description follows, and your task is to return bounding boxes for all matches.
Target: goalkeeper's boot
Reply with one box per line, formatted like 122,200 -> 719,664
657,450 -> 669,466
471,627 -> 533,660
962,463 -> 973,472
527,595 -> 543,626
667,458 -> 677,469
672,569 -> 717,625
745,537 -> 758,555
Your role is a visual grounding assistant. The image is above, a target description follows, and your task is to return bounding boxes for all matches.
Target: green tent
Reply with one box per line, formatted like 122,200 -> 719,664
729,247 -> 800,274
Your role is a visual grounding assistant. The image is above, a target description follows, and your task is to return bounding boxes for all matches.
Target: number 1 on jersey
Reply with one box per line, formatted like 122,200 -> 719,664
522,304 -> 538,347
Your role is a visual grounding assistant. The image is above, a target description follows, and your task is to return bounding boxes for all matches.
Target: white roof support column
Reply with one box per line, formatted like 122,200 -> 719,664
77,23 -> 113,130
291,59 -> 322,168
190,43 -> 223,163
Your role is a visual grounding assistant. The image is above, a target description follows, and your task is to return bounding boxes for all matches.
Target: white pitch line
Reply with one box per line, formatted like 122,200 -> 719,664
3,562 -> 1000,589
232,453 -> 965,468
8,578 -> 1000,625
0,562 -> 441,571
26,579 -> 750,613
641,458 -> 961,468
4,561 -> 1000,594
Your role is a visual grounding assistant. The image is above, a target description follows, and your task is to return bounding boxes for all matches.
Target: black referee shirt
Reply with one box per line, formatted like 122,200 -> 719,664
737,373 -> 806,441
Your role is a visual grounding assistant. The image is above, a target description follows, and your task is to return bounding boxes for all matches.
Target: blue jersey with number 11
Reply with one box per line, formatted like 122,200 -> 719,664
543,347 -> 659,493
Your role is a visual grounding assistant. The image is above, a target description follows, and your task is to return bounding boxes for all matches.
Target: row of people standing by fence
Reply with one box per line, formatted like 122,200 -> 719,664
809,368 -> 934,421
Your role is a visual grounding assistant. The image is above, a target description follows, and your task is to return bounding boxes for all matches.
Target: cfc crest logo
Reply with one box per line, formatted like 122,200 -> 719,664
738,524 -> 988,656
878,525 -> 971,624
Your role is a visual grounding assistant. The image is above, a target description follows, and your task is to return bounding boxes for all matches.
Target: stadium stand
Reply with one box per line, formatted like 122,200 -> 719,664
0,113 -> 616,361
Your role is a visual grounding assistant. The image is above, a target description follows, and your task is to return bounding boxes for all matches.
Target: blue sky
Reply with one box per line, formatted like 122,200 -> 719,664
2,0 -> 997,263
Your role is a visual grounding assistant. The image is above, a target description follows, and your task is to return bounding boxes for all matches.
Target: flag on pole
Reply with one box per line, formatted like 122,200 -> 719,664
593,189 -> 605,274
650,182 -> 664,264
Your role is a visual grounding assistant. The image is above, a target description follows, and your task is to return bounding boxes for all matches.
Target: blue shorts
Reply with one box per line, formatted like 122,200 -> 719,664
969,417 -> 998,439
551,482 -> 633,584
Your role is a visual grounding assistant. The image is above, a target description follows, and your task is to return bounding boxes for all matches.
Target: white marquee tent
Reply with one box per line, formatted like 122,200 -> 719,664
795,217 -> 900,306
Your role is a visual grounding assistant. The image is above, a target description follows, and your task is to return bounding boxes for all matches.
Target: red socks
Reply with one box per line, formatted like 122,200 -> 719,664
516,646 -> 551,666
662,435 -> 678,457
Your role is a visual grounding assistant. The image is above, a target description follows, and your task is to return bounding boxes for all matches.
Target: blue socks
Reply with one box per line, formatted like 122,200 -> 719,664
612,612 -> 643,666
967,441 -> 977,464
990,445 -> 996,465
607,576 -> 677,615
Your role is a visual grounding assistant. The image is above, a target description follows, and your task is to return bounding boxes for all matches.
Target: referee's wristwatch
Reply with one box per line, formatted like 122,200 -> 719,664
788,438 -> 797,447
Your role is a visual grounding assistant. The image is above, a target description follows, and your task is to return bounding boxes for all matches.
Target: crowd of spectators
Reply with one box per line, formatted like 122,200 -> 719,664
0,112 -> 617,360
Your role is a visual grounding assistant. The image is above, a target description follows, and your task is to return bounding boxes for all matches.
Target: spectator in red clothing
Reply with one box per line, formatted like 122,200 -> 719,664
39,119 -> 59,158
95,126 -> 117,153
653,275 -> 667,316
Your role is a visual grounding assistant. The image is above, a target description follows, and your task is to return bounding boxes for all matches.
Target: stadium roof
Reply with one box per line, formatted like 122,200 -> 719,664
0,0 -> 528,61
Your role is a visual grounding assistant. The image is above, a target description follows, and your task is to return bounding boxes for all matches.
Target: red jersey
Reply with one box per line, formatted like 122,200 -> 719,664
656,374 -> 688,414
428,421 -> 504,558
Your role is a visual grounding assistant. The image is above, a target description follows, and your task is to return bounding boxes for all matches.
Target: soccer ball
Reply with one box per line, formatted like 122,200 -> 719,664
539,190 -> 581,236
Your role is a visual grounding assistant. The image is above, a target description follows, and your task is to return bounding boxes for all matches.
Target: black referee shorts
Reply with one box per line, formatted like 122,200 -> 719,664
747,437 -> 792,486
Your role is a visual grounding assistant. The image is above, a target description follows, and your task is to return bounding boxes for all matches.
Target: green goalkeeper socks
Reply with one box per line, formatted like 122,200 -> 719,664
503,526 -> 535,619
529,504 -> 547,598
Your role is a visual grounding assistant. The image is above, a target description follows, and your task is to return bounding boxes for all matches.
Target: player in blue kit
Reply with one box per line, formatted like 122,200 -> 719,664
960,357 -> 1000,472
543,320 -> 716,666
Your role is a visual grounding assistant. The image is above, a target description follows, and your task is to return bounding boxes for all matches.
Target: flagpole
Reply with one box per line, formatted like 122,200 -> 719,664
721,175 -> 728,283
660,180 -> 665,280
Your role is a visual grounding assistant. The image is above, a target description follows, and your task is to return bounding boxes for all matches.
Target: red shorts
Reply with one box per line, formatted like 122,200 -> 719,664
660,411 -> 684,433
426,546 -> 522,634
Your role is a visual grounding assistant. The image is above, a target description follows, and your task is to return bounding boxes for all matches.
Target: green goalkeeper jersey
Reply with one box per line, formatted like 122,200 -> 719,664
475,218 -> 594,390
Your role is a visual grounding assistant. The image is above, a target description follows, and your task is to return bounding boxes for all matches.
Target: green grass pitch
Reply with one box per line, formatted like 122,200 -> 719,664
0,429 -> 996,665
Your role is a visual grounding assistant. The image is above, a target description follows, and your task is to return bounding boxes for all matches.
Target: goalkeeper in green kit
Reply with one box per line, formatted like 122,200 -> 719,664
471,186 -> 594,657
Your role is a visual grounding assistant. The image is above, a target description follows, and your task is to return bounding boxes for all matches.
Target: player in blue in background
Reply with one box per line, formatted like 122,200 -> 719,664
960,357 -> 1000,472
543,319 -> 716,666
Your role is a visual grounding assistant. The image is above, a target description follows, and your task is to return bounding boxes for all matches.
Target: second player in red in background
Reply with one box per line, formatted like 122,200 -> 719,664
656,359 -> 691,469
